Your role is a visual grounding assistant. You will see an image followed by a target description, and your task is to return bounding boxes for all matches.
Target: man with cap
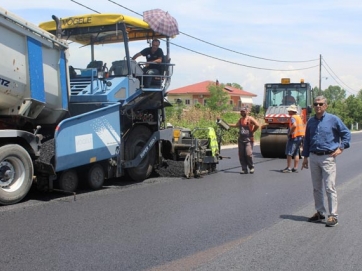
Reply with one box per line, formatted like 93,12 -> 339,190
281,104 -> 305,173
229,107 -> 260,174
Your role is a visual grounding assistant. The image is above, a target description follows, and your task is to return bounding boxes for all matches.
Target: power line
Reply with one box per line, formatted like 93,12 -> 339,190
106,0 -> 319,64
179,32 -> 319,63
107,0 -> 142,16
69,1 -> 318,72
170,42 -> 319,71
70,0 -> 100,13
322,58 -> 358,94
322,66 -> 355,96
69,0 -> 360,96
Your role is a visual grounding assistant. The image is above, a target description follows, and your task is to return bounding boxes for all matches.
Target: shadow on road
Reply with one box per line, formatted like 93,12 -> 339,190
280,214 -> 309,222
20,176 -> 142,204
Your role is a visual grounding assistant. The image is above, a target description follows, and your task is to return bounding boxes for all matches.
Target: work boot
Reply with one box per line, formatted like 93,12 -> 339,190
308,212 -> 325,223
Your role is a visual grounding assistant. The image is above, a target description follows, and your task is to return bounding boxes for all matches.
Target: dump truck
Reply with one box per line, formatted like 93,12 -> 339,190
260,78 -> 313,158
0,8 -> 225,205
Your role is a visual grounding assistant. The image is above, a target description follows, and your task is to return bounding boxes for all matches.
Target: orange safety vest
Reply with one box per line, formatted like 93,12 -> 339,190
289,115 -> 305,138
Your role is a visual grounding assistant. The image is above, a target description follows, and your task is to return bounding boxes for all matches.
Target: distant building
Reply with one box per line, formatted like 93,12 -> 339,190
167,80 -> 257,111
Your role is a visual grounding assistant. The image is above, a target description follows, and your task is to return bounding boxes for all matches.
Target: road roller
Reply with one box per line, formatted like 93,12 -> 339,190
260,78 -> 313,158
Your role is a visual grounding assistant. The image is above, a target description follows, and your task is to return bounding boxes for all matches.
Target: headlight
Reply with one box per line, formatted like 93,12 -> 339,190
173,129 -> 181,138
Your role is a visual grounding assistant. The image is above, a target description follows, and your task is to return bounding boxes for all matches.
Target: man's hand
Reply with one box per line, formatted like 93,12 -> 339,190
331,148 -> 343,158
301,157 -> 309,170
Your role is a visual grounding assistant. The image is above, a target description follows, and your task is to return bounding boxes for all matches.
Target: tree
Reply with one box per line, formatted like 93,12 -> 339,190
313,86 -> 323,97
225,83 -> 243,89
323,85 -> 346,102
206,83 -> 231,112
345,95 -> 362,127
356,89 -> 362,100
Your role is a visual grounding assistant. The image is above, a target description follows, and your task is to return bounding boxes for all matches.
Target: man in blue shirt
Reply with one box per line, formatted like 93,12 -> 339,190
301,96 -> 351,227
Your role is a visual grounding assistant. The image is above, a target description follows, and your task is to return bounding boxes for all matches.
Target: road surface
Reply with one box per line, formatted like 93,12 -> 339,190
1,132 -> 361,271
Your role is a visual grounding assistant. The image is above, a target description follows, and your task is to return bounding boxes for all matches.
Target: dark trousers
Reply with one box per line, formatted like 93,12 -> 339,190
142,68 -> 160,88
238,139 -> 254,170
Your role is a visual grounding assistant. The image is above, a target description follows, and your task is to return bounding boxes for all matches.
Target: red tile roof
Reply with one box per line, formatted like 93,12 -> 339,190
168,80 -> 257,97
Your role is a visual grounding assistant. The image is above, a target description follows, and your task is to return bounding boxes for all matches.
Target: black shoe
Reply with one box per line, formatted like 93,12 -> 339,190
282,167 -> 292,173
292,168 -> 298,173
240,170 -> 248,174
249,167 -> 254,174
308,212 -> 325,223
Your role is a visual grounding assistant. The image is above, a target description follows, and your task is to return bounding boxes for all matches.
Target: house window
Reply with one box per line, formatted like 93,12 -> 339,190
194,99 -> 198,105
185,99 -> 190,105
229,100 -> 233,105
204,99 -> 207,106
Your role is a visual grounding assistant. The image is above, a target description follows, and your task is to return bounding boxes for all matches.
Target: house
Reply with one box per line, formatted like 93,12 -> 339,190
167,80 -> 257,111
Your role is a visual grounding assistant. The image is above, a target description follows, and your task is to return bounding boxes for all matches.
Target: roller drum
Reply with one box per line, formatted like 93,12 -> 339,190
260,133 -> 288,158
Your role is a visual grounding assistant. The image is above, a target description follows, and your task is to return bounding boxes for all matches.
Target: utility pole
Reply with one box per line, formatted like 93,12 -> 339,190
319,54 -> 322,91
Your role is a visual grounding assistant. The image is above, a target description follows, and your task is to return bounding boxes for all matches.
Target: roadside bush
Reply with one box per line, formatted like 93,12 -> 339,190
165,106 -> 264,146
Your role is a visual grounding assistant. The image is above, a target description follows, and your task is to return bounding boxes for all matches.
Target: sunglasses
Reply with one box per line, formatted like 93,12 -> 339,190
313,103 -> 325,106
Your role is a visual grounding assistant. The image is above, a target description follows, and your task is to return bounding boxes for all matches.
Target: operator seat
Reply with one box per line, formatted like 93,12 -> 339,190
86,60 -> 103,72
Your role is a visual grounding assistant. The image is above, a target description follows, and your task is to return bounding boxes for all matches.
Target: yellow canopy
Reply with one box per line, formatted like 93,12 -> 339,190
39,13 -> 169,45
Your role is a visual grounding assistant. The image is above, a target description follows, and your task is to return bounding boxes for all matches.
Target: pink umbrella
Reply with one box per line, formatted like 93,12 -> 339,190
143,9 -> 179,37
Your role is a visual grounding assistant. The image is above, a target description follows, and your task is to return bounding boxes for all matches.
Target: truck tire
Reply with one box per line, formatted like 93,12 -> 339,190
125,125 -> 155,182
57,170 -> 78,192
86,163 -> 105,190
0,144 -> 33,205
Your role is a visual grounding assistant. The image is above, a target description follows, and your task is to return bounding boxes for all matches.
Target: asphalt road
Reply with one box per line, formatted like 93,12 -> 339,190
1,132 -> 362,271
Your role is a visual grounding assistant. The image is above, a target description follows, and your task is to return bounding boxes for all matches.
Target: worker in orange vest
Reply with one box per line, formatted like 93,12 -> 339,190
281,104 -> 305,173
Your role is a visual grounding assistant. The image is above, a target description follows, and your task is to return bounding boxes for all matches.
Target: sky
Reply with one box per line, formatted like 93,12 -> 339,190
1,0 -> 361,104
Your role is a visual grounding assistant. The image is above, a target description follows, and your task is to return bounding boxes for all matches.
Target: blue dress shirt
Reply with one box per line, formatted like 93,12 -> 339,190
302,112 -> 351,157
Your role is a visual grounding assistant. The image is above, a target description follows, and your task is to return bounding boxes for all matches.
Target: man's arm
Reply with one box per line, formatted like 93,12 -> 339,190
229,120 -> 240,128
153,48 -> 164,63
288,118 -> 297,137
301,121 -> 310,169
301,120 -> 311,157
249,116 -> 260,133
337,117 -> 351,149
132,52 -> 142,60
153,56 -> 162,63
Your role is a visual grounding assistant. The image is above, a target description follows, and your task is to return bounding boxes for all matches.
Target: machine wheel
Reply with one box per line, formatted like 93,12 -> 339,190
58,170 -> 78,192
260,134 -> 288,158
0,144 -> 33,205
86,163 -> 105,190
125,125 -> 155,182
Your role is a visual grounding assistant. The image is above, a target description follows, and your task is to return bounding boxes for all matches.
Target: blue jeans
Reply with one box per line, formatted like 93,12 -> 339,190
285,136 -> 303,157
